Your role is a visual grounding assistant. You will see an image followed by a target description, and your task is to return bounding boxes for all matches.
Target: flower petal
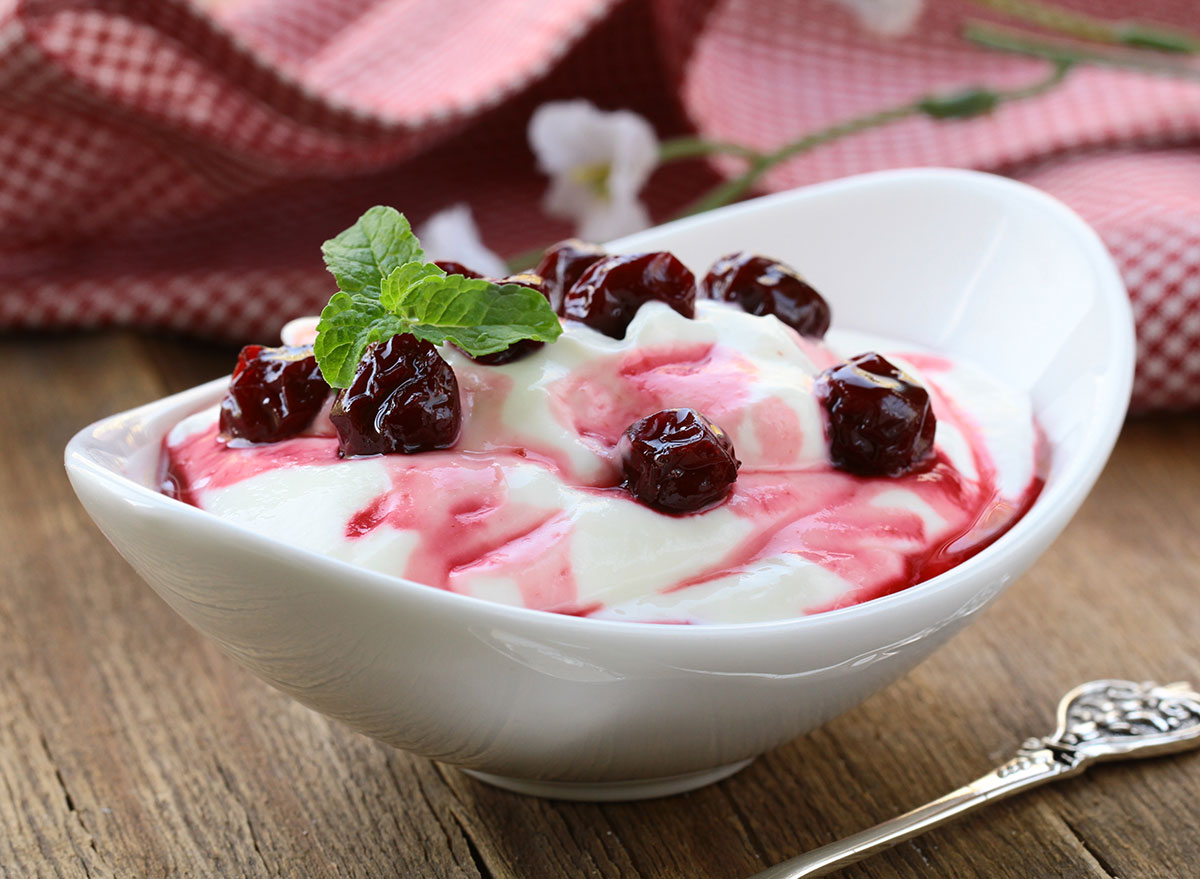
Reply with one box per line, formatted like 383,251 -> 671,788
604,112 -> 659,202
529,100 -> 615,174
418,204 -> 508,279
529,100 -> 659,186
542,176 -> 597,224
578,197 -> 652,243
828,0 -> 924,35
529,99 -> 659,243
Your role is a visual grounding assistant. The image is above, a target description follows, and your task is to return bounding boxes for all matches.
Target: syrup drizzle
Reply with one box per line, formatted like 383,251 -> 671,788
162,341 -> 1043,622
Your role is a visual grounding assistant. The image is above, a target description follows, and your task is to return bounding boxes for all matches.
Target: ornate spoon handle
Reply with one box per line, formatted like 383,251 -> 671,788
748,679 -> 1200,879
749,744 -> 1070,879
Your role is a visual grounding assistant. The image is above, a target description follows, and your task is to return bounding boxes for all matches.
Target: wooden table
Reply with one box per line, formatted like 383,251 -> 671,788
3,330 -> 1198,879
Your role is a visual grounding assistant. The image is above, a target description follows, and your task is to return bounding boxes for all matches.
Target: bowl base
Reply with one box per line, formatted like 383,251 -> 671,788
458,758 -> 755,801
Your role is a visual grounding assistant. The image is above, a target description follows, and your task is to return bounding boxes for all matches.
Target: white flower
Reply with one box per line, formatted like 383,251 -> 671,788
417,204 -> 507,278
828,0 -> 924,35
528,99 -> 658,242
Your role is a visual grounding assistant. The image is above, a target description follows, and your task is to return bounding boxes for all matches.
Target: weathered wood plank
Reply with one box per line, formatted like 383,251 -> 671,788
1,673 -> 104,879
1,333 -> 484,879
2,331 -> 1198,878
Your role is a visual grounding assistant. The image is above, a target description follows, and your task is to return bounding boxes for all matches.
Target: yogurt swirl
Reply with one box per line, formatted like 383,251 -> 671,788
162,301 -> 1041,624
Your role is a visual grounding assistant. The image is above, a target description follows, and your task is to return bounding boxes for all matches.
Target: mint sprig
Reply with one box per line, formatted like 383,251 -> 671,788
313,207 -> 562,388
385,270 -> 563,354
321,206 -> 424,294
312,293 -> 411,389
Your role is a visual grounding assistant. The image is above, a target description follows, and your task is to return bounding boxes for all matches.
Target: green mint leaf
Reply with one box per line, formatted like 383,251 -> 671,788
313,291 -> 410,388
314,206 -> 565,385
389,271 -> 563,356
379,262 -> 446,312
320,206 -> 424,294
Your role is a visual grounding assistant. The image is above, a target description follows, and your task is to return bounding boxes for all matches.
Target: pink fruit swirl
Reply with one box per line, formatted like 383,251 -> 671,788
162,337 -> 1044,622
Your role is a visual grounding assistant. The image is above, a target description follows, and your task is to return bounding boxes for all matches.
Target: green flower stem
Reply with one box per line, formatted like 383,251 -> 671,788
965,21 -> 1200,80
968,0 -> 1200,54
672,60 -> 1072,220
992,55 -> 1074,99
674,104 -> 921,218
506,54 -> 1076,270
656,137 -> 765,163
969,0 -> 1112,43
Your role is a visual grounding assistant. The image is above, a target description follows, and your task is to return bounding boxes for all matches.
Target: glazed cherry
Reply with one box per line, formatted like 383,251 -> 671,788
464,273 -> 550,366
700,252 -> 831,338
618,408 -> 740,513
562,252 -> 696,339
219,345 -> 330,443
534,239 -> 606,313
434,261 -> 483,279
330,334 -> 462,456
815,353 -> 936,476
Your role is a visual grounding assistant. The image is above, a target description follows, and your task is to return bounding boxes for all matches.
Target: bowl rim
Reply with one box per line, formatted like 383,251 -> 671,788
66,167 -> 1134,643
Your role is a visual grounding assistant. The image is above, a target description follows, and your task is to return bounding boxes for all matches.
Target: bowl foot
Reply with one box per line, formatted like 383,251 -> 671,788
458,758 -> 755,801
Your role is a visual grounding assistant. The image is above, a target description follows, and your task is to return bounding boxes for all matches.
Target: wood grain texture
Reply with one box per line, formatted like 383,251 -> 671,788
3,331 -> 1198,878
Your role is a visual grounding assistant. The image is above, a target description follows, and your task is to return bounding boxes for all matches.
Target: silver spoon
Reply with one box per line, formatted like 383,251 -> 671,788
750,679 -> 1200,879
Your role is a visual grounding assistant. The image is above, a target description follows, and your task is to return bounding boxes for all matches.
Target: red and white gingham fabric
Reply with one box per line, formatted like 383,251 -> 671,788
1,0 -> 1198,411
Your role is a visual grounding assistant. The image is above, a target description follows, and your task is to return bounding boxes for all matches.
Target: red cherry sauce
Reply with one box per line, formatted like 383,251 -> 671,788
662,356 -> 1045,611
163,341 -> 1042,621
546,342 -> 754,474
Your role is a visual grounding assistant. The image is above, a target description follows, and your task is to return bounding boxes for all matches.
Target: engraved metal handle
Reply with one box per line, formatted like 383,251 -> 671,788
748,680 -> 1200,879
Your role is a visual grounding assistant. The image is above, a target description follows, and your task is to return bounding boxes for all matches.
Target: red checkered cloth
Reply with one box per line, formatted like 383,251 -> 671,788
1,0 -> 1197,411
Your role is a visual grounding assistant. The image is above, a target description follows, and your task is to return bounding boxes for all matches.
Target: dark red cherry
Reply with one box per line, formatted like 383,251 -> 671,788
219,345 -> 330,443
434,261 -> 483,279
562,252 -> 696,339
467,338 -> 544,366
330,334 -> 462,456
618,408 -> 740,514
463,273 -> 550,366
534,239 -> 606,313
815,353 -> 936,476
700,252 -> 831,338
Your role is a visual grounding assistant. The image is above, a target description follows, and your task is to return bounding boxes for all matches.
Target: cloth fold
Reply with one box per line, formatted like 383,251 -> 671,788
1,0 -> 1197,410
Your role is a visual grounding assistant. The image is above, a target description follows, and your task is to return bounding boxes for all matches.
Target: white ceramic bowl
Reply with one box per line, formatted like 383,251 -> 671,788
66,169 -> 1133,801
